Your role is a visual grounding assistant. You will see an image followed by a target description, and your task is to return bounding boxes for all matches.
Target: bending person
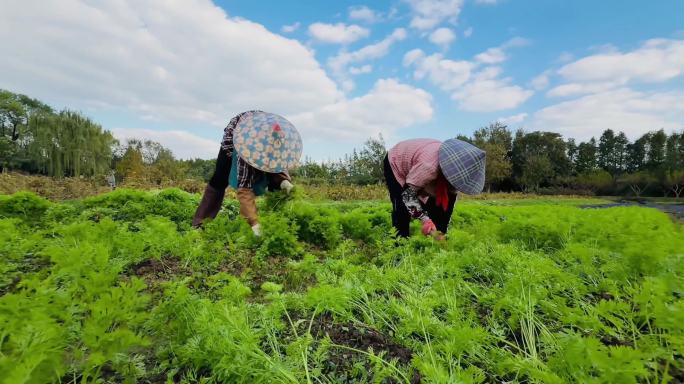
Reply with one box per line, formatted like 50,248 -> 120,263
384,138 -> 486,238
192,110 -> 303,235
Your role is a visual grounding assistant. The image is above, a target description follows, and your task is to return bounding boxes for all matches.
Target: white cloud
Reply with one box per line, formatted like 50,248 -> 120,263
349,6 -> 380,23
308,22 -> 370,44
349,64 -> 373,75
475,47 -> 506,64
429,28 -> 456,49
529,88 -> 684,140
497,113 -> 528,125
0,0 -> 342,126
475,0 -> 498,4
112,128 -> 218,160
557,38 -> 684,85
404,0 -> 464,30
557,52 -> 574,63
404,38 -> 533,111
452,67 -> 533,111
546,81 -> 620,98
281,22 -> 300,33
403,50 -> 474,90
328,28 -> 407,90
289,79 -> 433,141
463,27 -> 473,38
0,0 -> 434,159
531,71 -> 551,90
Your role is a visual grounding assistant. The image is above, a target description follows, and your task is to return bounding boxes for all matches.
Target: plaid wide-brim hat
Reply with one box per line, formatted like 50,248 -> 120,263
438,138 -> 486,195
234,111 -> 303,173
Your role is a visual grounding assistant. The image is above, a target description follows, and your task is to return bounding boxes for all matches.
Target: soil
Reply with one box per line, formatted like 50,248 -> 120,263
302,312 -> 421,383
132,256 -> 193,288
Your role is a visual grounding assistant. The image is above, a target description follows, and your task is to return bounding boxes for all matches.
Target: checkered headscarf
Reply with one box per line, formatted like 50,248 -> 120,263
438,139 -> 486,195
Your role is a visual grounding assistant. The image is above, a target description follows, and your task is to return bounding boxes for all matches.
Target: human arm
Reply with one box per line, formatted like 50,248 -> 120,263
268,172 -> 294,194
401,185 -> 438,236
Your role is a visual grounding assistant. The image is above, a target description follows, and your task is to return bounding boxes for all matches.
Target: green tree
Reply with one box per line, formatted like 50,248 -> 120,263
575,170 -> 614,194
664,170 -> 684,198
574,138 -> 597,174
518,154 -> 553,192
511,130 -> 570,189
356,135 -> 386,184
116,140 -> 146,181
473,122 -> 513,151
566,138 -> 578,173
598,129 -> 616,173
614,132 -> 629,173
665,132 -> 683,170
473,122 -> 513,191
647,129 -> 667,171
626,135 -> 648,172
618,172 -> 655,198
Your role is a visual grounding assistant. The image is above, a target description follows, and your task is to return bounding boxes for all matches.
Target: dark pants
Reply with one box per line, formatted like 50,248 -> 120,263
209,148 -> 232,190
383,155 -> 456,237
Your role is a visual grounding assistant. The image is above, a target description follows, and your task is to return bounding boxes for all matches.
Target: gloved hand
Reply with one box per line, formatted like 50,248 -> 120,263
280,180 -> 294,194
421,219 -> 437,236
251,223 -> 261,237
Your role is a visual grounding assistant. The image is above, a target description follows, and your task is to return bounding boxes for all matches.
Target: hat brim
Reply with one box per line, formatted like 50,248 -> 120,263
233,111 -> 303,173
438,139 -> 486,195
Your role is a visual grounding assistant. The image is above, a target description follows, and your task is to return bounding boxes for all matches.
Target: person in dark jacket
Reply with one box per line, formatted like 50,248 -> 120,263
192,111 -> 302,235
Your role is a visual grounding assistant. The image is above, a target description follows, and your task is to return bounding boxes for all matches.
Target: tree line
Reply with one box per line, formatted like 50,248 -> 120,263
292,124 -> 683,197
0,89 -> 213,184
2,89 -> 682,197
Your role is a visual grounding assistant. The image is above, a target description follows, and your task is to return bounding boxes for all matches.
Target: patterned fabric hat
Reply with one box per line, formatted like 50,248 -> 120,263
438,138 -> 486,195
233,111 -> 303,173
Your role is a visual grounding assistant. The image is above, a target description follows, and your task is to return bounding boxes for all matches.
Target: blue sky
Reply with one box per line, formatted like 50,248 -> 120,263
1,0 -> 683,161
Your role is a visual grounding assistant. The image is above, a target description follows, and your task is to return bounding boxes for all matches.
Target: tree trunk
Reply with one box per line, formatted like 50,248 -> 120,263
630,184 -> 642,197
11,123 -> 18,141
672,185 -> 682,199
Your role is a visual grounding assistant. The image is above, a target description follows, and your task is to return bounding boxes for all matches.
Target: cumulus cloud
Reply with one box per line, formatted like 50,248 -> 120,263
404,38 -> 533,111
328,28 -> 407,90
557,38 -> 684,86
112,128 -> 218,159
404,0 -> 464,30
452,67 -> 533,111
289,79 -> 433,141
531,71 -> 551,90
497,113 -> 528,125
308,22 -> 370,44
546,81 -> 621,98
429,28 -> 456,49
475,47 -> 506,64
403,50 -> 474,90
349,64 -> 373,75
349,6 -> 380,23
529,88 -> 684,140
0,0 -> 434,158
0,0 -> 342,126
281,22 -> 300,33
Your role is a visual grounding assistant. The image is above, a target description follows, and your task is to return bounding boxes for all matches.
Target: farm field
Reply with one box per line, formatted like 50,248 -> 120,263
1,189 -> 683,383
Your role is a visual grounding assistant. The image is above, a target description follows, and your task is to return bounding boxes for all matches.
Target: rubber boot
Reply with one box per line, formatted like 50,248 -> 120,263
192,185 -> 225,228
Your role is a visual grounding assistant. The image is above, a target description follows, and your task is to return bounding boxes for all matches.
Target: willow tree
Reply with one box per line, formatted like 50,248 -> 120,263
26,110 -> 116,177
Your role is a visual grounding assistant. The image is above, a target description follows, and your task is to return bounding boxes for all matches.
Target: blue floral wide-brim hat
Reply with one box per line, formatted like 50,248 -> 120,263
438,138 -> 486,195
233,111 -> 303,173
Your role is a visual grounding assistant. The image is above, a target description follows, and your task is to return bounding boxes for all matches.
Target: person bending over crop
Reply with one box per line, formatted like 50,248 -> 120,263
192,111 -> 303,235
384,138 -> 486,239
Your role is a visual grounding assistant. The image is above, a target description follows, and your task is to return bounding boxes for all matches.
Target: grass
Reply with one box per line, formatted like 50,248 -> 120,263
0,188 -> 682,383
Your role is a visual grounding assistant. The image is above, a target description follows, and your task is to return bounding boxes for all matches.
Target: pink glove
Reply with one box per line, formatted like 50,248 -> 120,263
421,219 -> 436,236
